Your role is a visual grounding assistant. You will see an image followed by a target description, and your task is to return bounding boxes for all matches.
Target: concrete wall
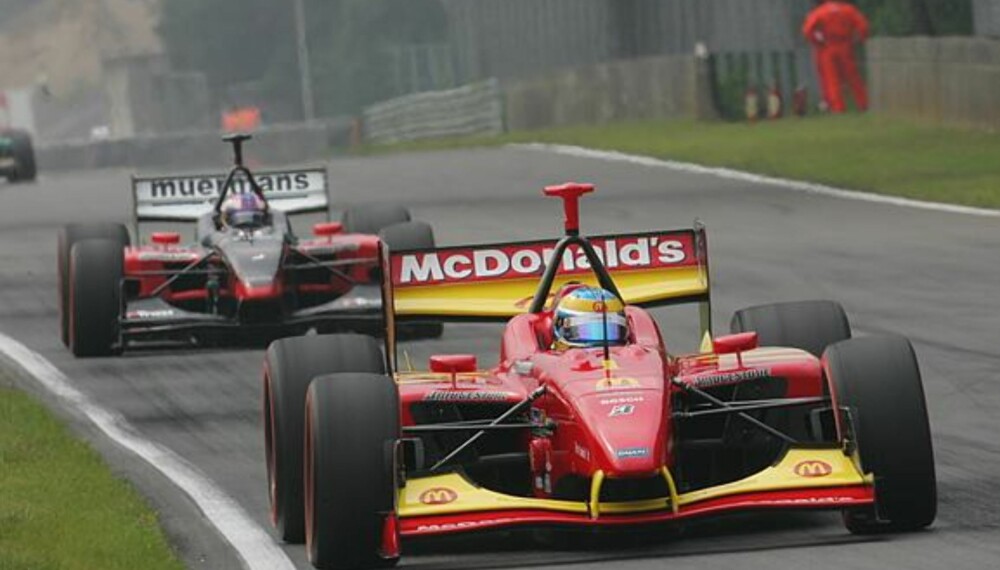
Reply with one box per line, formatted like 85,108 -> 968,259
439,0 -> 813,82
440,0 -> 614,81
36,120 -> 353,172
868,36 -> 1000,130
504,53 -> 716,131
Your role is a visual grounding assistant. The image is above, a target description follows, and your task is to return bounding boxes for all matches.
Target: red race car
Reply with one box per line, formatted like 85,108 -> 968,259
58,134 -> 439,356
263,183 -> 936,569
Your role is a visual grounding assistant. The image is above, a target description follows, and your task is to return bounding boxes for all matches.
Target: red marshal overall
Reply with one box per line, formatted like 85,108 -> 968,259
802,1 -> 870,113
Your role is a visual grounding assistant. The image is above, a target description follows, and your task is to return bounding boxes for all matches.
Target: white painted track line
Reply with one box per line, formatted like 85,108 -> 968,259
512,143 -> 1000,218
0,332 -> 295,570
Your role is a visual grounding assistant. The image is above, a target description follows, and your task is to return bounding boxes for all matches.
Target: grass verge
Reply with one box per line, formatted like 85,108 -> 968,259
0,384 -> 184,570
363,115 -> 1000,209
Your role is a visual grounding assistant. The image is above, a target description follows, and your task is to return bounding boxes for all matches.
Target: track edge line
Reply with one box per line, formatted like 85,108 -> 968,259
0,332 -> 295,570
509,143 -> 1000,218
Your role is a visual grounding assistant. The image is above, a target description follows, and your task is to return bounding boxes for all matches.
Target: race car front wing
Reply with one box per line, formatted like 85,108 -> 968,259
119,285 -> 384,340
397,446 -> 874,537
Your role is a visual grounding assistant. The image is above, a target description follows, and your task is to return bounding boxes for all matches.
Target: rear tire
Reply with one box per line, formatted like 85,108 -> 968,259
58,223 -> 130,346
305,373 -> 400,569
377,221 -> 433,252
264,334 -> 385,543
379,221 -> 443,339
7,130 -> 36,182
68,239 -> 123,357
824,335 -> 936,533
730,300 -> 851,357
342,204 -> 410,236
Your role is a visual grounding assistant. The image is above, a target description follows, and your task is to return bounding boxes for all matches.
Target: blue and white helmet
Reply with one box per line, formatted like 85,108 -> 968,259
552,286 -> 629,349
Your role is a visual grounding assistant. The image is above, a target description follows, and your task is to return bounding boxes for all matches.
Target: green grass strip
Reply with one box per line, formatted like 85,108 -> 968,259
363,115 -> 1000,209
0,386 -> 184,570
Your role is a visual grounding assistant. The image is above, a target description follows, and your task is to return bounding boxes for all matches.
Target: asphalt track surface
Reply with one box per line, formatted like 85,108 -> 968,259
1,148 -> 998,569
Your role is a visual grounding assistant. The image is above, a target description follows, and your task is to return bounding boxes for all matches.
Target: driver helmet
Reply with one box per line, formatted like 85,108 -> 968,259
221,193 -> 267,230
552,286 -> 629,349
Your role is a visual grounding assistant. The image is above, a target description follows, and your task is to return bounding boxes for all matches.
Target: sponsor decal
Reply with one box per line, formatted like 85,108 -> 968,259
529,408 -> 546,424
761,496 -> 855,505
690,368 -> 770,389
512,360 -> 534,375
599,395 -> 645,406
139,171 -> 318,201
423,390 -> 512,402
333,296 -> 378,308
391,233 -> 695,287
300,241 -> 361,256
595,377 -> 640,390
793,460 -> 833,478
136,251 -> 200,262
418,487 -> 458,505
615,447 -> 649,459
414,517 -> 520,533
126,309 -> 176,320
609,404 -> 636,417
574,442 -> 591,461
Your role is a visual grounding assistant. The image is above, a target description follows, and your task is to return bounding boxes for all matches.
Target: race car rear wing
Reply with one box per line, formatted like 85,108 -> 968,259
131,168 -> 329,223
380,224 -> 713,364
389,228 -> 709,318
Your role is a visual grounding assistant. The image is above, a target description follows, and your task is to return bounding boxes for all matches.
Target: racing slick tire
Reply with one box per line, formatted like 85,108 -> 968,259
824,335 -> 936,534
730,300 -> 851,357
305,372 -> 399,569
4,130 -> 36,182
68,239 -> 123,357
264,333 -> 385,544
58,223 -> 131,346
342,204 -> 411,236
379,221 -> 443,340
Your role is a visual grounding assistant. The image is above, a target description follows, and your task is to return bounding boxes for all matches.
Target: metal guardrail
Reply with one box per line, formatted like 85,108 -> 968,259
362,79 -> 504,144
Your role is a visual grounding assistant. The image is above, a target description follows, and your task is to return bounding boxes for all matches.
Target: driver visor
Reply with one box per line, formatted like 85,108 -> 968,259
228,210 -> 266,228
561,313 -> 629,343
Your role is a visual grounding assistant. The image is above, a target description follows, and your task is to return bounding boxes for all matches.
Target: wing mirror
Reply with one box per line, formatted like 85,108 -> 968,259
313,222 -> 343,237
712,332 -> 758,366
150,232 -> 181,245
430,354 -> 477,374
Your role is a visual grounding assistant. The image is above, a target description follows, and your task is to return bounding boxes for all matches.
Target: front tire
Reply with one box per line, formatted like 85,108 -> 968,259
824,335 -> 936,533
730,300 -> 851,357
264,334 -> 385,543
342,204 -> 411,236
68,239 -> 123,357
58,223 -> 130,346
305,373 -> 400,569
731,300 -> 851,440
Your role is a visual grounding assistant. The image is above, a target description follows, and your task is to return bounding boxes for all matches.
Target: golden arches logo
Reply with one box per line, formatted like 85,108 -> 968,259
419,487 -> 458,505
595,377 -> 640,390
793,460 -> 833,478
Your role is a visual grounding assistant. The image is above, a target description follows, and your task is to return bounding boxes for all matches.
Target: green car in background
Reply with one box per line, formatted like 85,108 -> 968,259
0,129 -> 36,183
